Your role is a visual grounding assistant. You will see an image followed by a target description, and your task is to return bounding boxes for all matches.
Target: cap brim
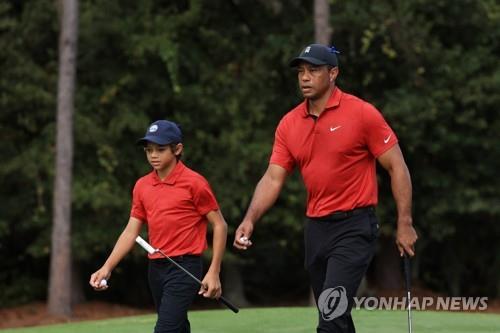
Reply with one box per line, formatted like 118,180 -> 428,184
136,136 -> 173,146
289,56 -> 327,67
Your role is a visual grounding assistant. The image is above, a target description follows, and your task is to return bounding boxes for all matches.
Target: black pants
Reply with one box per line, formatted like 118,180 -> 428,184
305,209 -> 378,333
148,256 -> 202,333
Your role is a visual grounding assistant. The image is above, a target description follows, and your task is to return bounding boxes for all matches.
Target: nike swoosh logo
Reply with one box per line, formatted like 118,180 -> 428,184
384,134 -> 392,143
330,126 -> 342,132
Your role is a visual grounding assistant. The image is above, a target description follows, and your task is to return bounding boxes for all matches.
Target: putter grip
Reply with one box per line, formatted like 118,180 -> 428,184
403,255 -> 411,290
219,295 -> 239,313
136,236 -> 239,314
135,236 -> 156,254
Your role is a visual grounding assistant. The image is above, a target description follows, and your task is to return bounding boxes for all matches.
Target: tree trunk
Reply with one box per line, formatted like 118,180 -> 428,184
223,261 -> 250,307
48,0 -> 79,318
309,0 -> 332,306
71,261 -> 86,306
314,0 -> 332,45
374,235 -> 403,290
309,288 -> 316,306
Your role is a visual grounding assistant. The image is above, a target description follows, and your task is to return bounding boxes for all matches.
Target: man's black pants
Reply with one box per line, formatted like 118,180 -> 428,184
148,256 -> 202,333
305,208 -> 378,333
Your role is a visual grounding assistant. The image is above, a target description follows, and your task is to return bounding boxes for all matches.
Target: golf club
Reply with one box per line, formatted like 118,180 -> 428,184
403,254 -> 413,333
135,236 -> 239,313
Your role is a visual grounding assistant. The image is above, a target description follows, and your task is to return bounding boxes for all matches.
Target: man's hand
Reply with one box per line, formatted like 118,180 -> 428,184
89,267 -> 111,291
199,271 -> 222,299
396,220 -> 418,257
233,220 -> 254,250
233,164 -> 287,250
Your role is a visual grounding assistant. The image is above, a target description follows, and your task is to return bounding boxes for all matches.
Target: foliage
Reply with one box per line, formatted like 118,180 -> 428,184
331,0 -> 500,295
0,0 -> 498,306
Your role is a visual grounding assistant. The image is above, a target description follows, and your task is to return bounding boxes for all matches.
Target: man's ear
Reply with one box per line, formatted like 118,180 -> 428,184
330,67 -> 339,82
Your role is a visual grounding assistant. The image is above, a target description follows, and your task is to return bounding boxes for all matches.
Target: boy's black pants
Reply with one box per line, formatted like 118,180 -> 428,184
305,208 -> 378,333
148,256 -> 202,333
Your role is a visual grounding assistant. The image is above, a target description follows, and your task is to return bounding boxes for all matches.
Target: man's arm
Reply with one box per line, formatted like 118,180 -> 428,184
199,210 -> 228,299
233,163 -> 288,250
89,217 -> 143,290
377,144 -> 418,257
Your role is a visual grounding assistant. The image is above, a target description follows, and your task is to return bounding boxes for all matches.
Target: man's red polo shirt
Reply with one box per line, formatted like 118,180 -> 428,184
270,87 -> 398,217
130,161 -> 219,258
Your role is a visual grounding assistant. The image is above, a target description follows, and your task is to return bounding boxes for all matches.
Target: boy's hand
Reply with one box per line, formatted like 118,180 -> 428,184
199,271 -> 221,299
89,267 -> 111,291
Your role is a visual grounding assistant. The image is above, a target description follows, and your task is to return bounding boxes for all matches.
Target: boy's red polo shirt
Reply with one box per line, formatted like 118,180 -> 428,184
130,161 -> 219,258
270,87 -> 398,217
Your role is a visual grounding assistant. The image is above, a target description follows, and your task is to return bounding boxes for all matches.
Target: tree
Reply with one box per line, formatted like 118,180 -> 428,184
48,0 -> 79,317
0,0 -> 498,308
314,0 -> 332,44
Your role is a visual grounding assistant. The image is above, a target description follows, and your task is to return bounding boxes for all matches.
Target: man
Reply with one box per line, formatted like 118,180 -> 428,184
233,44 -> 417,332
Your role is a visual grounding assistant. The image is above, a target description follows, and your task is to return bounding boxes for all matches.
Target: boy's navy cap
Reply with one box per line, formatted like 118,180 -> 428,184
289,44 -> 339,67
137,120 -> 182,145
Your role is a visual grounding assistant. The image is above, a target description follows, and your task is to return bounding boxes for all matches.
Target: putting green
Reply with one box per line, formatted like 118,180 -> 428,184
0,307 -> 498,333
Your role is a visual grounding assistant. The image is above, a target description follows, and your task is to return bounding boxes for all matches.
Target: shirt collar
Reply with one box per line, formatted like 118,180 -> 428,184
149,161 -> 186,186
301,87 -> 343,118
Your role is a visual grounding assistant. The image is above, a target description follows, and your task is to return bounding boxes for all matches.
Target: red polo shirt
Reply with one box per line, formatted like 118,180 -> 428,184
130,161 -> 219,258
270,87 -> 398,217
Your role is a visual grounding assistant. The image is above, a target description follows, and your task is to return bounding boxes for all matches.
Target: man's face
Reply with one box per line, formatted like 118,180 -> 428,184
296,62 -> 338,100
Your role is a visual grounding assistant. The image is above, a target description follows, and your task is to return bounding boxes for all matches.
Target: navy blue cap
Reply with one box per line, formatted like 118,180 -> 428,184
137,120 -> 182,145
289,44 -> 340,67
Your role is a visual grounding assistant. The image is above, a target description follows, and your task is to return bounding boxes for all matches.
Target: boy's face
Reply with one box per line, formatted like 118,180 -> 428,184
143,142 -> 182,172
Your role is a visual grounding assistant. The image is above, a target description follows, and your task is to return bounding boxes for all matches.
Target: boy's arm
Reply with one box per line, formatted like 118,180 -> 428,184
89,217 -> 143,290
199,210 -> 228,299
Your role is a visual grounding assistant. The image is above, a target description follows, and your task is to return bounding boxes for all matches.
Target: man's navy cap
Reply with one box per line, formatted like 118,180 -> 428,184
289,44 -> 340,67
137,120 -> 182,145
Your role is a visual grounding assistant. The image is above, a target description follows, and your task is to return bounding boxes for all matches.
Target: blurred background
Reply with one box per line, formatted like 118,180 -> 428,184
0,0 -> 499,318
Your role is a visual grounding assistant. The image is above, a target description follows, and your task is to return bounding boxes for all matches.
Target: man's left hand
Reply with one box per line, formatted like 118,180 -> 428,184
396,221 -> 418,257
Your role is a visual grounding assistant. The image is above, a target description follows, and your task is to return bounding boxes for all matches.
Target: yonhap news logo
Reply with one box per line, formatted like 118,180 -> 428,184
317,286 -> 489,321
317,286 -> 349,321
353,296 -> 489,311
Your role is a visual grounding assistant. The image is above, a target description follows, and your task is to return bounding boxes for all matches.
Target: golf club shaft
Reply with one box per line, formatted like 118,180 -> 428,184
135,236 -> 239,313
403,254 -> 413,333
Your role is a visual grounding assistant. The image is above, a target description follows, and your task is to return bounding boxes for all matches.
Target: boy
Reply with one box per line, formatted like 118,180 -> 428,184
90,120 -> 228,333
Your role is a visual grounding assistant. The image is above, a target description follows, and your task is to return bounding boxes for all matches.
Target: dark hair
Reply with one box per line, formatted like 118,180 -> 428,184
169,143 -> 182,160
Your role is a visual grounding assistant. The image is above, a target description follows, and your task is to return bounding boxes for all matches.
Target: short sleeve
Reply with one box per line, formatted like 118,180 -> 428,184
130,182 -> 147,222
192,178 -> 219,216
269,119 -> 295,172
362,103 -> 398,157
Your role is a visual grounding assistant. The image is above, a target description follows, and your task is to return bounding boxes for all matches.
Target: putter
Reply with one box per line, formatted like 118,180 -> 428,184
135,236 -> 239,313
403,254 -> 413,333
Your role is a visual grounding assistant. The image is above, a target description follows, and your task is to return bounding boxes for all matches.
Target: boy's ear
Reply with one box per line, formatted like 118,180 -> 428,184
174,143 -> 183,156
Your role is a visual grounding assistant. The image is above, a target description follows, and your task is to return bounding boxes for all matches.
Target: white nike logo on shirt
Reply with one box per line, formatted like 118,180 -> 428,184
330,126 -> 342,132
384,134 -> 392,143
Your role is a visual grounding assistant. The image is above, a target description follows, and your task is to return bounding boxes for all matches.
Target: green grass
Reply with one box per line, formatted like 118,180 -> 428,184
1,307 -> 499,333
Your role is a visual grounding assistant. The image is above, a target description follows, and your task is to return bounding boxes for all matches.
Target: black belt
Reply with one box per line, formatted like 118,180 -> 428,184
310,206 -> 375,222
150,254 -> 200,263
